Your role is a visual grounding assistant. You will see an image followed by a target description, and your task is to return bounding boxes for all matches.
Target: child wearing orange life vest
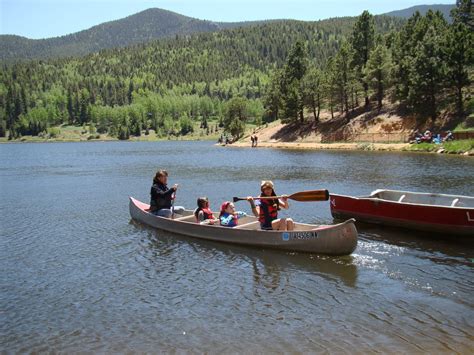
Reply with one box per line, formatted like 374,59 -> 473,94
248,180 -> 294,231
194,197 -> 217,225
219,201 -> 247,227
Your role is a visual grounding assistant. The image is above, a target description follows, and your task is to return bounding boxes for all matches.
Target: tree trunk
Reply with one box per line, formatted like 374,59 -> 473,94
316,94 -> 321,121
456,85 -> 464,116
364,82 -> 369,107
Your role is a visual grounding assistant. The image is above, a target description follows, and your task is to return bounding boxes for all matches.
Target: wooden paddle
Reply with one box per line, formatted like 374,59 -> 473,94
233,189 -> 329,203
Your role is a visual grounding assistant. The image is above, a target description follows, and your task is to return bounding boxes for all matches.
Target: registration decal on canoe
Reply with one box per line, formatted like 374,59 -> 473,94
282,231 -> 318,241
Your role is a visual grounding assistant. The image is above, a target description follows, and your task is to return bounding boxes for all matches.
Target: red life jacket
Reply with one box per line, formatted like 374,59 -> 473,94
195,207 -> 215,222
258,199 -> 279,225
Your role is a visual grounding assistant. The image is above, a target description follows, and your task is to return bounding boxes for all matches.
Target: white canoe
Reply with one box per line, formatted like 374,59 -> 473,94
130,197 -> 358,255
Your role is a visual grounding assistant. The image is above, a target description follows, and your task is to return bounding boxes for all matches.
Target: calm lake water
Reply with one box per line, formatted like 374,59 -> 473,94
1,141 -> 473,352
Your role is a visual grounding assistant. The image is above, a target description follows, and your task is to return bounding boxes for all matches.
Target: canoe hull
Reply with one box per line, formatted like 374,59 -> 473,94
330,191 -> 474,236
130,197 -> 357,255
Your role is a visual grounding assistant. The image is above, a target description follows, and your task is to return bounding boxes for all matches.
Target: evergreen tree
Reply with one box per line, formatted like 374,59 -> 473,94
408,25 -> 447,120
351,10 -> 375,107
262,68 -> 283,122
451,0 -> 473,30
445,22 -> 473,116
333,41 -> 354,115
79,88 -> 90,124
224,97 -> 248,139
364,44 -> 392,109
281,41 -> 308,122
303,66 -> 323,122
67,88 -> 74,124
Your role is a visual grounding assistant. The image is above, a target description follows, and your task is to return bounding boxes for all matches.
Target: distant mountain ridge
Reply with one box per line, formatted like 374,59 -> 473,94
0,5 -> 456,61
383,4 -> 455,20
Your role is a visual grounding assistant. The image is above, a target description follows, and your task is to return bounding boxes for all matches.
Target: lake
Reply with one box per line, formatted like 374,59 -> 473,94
1,141 -> 473,352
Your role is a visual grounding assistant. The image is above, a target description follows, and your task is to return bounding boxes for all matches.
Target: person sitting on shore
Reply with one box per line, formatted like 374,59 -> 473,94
443,130 -> 454,142
420,130 -> 432,143
409,129 -> 422,144
248,180 -> 294,231
194,197 -> 217,224
149,169 -> 185,218
219,201 -> 247,227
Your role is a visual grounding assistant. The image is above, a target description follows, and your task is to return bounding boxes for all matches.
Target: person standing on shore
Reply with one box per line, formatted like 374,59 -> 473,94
149,170 -> 185,217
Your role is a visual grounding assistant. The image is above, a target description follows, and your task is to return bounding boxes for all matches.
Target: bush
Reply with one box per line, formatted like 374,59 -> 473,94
47,127 -> 61,138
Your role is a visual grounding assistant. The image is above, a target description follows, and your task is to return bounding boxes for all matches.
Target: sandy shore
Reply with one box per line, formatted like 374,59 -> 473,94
230,141 -> 410,151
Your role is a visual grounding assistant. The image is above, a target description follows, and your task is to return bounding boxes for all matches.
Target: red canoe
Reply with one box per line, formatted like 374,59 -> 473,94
330,189 -> 474,236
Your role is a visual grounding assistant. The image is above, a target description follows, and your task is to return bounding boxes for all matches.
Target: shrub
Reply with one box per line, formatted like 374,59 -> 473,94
47,127 -> 61,138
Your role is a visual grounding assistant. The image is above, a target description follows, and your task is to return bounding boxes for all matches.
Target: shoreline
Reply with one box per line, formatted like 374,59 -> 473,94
228,140 -> 474,155
230,141 -> 410,151
2,136 -> 472,156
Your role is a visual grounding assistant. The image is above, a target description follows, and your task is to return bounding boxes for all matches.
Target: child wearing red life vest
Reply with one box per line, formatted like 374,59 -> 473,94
219,201 -> 247,227
248,180 -> 294,231
194,197 -> 217,224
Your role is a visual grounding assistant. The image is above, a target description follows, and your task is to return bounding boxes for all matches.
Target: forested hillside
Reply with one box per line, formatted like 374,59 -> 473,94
0,1 -> 472,141
0,8 -> 274,61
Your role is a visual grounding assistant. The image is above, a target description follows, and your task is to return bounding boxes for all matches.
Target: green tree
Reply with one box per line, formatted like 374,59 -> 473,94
364,44 -> 392,109
281,41 -> 308,122
179,115 -> 194,135
408,25 -> 447,120
351,10 -> 375,107
224,97 -> 248,139
445,22 -> 473,116
333,41 -> 354,115
451,0 -> 473,30
262,69 -> 283,122
303,66 -> 323,122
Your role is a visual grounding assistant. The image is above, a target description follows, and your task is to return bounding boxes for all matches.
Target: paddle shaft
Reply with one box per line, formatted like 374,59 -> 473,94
233,189 -> 329,202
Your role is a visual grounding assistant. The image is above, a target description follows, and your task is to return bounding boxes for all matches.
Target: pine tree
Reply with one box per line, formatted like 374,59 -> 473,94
445,22 -> 473,116
281,41 -> 308,122
451,0 -> 473,30
408,25 -> 446,120
224,97 -> 248,139
303,66 -> 323,122
262,69 -> 283,122
333,42 -> 353,115
364,44 -> 392,109
351,11 -> 375,107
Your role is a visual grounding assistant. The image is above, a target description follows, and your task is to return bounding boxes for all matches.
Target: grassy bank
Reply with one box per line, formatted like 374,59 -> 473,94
0,122 -> 228,143
405,139 -> 474,155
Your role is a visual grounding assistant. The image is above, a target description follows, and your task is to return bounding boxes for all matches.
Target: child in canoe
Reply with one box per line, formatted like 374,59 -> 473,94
194,197 -> 217,225
219,201 -> 248,227
248,180 -> 294,231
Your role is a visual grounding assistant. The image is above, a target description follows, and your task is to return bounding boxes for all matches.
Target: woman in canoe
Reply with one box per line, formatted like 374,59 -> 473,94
248,180 -> 294,231
219,201 -> 247,227
149,169 -> 185,217
194,197 -> 217,225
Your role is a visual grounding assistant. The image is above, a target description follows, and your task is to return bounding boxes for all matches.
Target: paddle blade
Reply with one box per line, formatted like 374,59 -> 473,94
233,196 -> 246,203
288,189 -> 329,202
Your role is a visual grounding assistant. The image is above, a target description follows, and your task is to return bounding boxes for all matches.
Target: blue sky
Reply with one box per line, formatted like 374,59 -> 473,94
1,0 -> 454,39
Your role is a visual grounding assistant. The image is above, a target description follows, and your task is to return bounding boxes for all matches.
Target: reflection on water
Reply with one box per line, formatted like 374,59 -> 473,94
144,227 -> 359,290
1,141 -> 473,352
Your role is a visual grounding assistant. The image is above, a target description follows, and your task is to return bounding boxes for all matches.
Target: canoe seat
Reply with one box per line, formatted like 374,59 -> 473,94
172,215 -> 196,222
234,221 -> 260,230
451,198 -> 459,207
398,194 -> 406,202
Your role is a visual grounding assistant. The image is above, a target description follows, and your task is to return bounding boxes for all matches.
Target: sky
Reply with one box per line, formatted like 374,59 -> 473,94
0,0 -> 455,39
